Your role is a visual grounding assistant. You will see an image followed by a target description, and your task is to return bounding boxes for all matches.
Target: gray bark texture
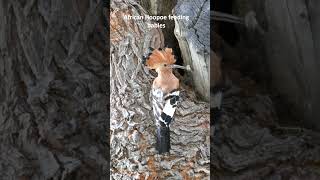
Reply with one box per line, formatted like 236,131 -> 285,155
212,90 -> 320,179
0,0 -> 108,179
138,0 -> 179,64
110,0 -> 210,179
173,0 -> 210,101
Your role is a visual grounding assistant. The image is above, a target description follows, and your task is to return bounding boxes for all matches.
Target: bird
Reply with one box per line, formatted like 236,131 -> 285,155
143,47 -> 190,154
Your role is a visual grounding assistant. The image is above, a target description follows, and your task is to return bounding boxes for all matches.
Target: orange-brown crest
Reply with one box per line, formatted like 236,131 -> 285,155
145,48 -> 176,69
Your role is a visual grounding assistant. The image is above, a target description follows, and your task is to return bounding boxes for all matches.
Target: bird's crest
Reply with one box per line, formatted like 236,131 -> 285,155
143,47 -> 176,69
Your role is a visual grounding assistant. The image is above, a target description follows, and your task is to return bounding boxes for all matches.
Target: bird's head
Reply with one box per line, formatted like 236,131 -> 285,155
143,47 -> 192,73
143,47 -> 176,73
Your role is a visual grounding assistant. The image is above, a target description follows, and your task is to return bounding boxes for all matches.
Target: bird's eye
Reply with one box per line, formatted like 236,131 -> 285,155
164,64 -> 167,67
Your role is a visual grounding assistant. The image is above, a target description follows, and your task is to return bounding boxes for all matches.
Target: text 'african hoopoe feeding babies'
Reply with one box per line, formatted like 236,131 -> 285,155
143,47 -> 190,154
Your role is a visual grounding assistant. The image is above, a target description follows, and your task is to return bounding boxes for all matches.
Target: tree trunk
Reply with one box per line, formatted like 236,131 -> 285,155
212,0 -> 320,179
174,0 -> 210,101
0,0 -> 108,179
264,0 -> 320,130
110,0 -> 210,179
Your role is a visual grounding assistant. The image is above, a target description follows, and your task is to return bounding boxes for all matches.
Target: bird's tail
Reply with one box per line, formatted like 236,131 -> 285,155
156,125 -> 170,154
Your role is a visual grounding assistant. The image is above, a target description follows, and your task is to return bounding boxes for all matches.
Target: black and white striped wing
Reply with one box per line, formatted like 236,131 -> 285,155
151,89 -> 180,127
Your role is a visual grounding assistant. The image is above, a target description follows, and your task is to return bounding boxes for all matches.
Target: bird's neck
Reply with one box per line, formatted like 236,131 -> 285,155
157,68 -> 174,79
153,68 -> 179,92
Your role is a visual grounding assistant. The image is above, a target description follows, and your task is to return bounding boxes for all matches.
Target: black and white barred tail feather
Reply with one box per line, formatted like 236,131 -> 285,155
151,88 -> 180,153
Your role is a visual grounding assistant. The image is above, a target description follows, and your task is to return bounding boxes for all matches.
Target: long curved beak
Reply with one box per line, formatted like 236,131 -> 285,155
170,64 -> 192,71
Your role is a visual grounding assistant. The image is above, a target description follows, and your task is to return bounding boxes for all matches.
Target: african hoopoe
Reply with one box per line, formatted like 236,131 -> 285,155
143,47 -> 190,154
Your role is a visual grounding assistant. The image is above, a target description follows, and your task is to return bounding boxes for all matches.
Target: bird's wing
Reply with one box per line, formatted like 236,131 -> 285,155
151,89 -> 180,127
151,88 -> 165,126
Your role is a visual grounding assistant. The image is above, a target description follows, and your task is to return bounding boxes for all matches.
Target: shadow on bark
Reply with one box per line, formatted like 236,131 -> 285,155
0,0 -> 109,179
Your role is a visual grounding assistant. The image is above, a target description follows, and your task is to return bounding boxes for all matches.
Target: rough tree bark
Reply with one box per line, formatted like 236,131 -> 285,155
0,0 -> 108,179
212,89 -> 320,179
174,0 -> 210,101
110,0 -> 210,179
212,1 -> 320,179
